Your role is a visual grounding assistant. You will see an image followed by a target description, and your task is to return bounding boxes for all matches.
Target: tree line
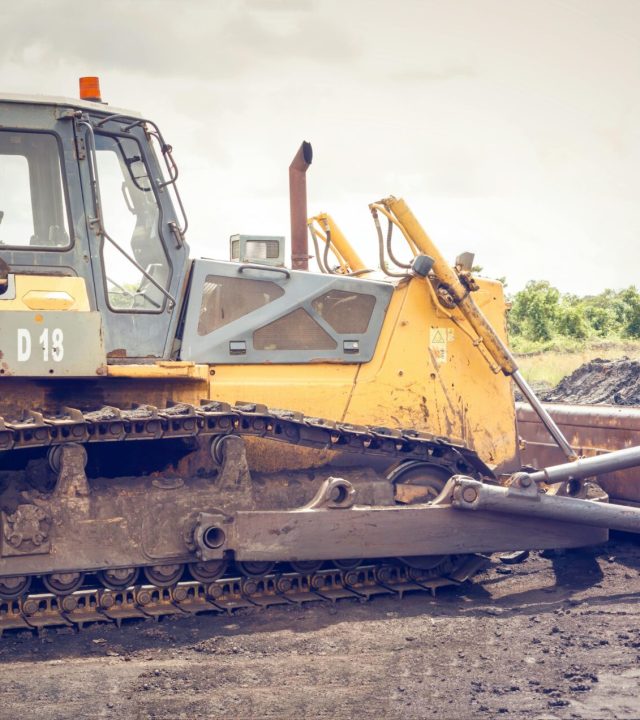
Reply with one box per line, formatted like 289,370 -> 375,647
506,281 -> 640,347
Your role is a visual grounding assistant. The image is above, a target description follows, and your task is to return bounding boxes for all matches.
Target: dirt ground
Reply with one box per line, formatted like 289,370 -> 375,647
541,357 -> 640,406
1,539 -> 640,720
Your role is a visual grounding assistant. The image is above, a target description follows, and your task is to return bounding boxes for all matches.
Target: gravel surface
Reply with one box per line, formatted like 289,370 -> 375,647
2,539 -> 640,719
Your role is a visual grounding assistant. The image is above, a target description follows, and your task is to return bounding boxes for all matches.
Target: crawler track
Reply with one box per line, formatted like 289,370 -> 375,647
0,400 -> 494,635
0,400 -> 490,474
0,556 -> 488,635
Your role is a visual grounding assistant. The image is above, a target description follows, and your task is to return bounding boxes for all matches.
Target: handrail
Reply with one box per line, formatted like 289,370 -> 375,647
237,264 -> 291,279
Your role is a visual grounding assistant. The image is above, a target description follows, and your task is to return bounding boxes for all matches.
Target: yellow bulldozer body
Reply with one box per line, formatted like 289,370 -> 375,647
4,86 -> 640,632
208,273 -> 518,473
3,270 -> 518,474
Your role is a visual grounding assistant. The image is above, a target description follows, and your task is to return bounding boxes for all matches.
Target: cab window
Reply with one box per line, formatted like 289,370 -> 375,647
95,133 -> 169,312
0,131 -> 70,249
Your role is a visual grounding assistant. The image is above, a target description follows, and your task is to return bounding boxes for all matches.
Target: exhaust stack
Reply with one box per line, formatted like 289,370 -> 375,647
289,141 -> 313,270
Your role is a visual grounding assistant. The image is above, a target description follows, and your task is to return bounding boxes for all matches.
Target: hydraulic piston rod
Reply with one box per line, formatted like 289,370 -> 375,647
528,445 -> 640,485
453,476 -> 640,534
453,444 -> 640,534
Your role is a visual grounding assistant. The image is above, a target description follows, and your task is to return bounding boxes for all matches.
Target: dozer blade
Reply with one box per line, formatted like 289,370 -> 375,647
517,401 -> 640,504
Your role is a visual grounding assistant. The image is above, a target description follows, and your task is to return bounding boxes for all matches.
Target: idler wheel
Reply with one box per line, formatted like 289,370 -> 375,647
188,560 -> 228,583
97,567 -> 140,591
236,561 -> 275,578
143,564 -> 184,588
0,575 -> 31,599
389,461 -> 450,504
290,560 -> 323,573
333,558 -> 362,570
406,556 -> 456,580
43,572 -> 84,595
390,462 -> 455,575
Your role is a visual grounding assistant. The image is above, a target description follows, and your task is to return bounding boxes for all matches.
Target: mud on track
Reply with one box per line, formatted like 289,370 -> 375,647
1,538 -> 640,720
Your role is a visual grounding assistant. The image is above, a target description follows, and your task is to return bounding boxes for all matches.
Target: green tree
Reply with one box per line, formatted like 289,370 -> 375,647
509,280 -> 560,342
557,304 -> 589,339
619,286 -> 640,338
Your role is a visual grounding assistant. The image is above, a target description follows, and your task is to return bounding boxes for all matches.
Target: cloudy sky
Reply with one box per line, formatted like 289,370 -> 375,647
1,0 -> 638,294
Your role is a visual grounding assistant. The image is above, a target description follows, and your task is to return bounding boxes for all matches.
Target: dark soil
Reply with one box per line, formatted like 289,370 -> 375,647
2,539 -> 640,719
540,357 -> 640,405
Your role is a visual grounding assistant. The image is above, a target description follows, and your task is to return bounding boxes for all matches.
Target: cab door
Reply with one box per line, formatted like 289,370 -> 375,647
74,114 -> 190,359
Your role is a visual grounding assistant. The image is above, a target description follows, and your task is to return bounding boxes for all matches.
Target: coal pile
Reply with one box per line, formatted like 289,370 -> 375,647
541,357 -> 640,405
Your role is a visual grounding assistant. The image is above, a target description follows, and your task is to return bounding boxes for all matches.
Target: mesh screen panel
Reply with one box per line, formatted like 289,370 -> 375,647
311,290 -> 376,334
197,275 -> 284,336
253,307 -> 337,350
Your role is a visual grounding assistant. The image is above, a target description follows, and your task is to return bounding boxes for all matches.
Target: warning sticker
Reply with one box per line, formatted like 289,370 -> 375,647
430,327 -> 449,364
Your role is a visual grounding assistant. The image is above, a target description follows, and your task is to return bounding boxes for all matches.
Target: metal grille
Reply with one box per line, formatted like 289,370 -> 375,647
197,275 -> 284,336
311,290 -> 376,334
245,240 -> 281,260
253,308 -> 337,351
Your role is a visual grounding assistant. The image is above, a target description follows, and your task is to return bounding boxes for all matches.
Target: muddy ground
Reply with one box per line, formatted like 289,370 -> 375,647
1,538 -> 640,719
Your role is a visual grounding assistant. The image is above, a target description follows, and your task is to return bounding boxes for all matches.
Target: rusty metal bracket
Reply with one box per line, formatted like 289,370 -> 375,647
303,477 -> 356,510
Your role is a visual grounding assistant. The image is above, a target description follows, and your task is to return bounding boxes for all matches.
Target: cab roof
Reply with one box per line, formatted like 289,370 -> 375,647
0,92 -> 142,119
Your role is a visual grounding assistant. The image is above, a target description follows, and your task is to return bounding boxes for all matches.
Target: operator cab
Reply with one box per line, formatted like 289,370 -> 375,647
0,80 -> 190,360
0,79 -> 393,369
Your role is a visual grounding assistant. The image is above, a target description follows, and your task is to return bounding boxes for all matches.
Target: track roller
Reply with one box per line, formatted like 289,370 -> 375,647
143,564 -> 184,587
42,572 -> 85,595
0,575 -> 31,600
188,560 -> 228,583
333,558 -> 362,570
97,567 -> 140,591
290,560 -> 323,573
236,561 -> 275,578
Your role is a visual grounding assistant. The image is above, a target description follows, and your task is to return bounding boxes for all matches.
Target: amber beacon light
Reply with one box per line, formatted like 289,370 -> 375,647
79,76 -> 102,102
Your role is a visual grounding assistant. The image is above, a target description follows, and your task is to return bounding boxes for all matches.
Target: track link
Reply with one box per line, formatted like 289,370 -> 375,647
0,556 -> 488,636
0,400 -> 491,476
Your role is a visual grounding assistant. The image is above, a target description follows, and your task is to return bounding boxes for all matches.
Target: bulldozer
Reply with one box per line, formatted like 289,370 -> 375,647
1,77 -> 640,632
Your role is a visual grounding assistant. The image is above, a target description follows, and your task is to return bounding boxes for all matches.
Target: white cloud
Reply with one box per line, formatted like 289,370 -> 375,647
0,0 -> 638,294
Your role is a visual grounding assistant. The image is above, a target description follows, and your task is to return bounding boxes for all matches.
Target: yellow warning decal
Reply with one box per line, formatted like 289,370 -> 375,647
430,327 -> 450,364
